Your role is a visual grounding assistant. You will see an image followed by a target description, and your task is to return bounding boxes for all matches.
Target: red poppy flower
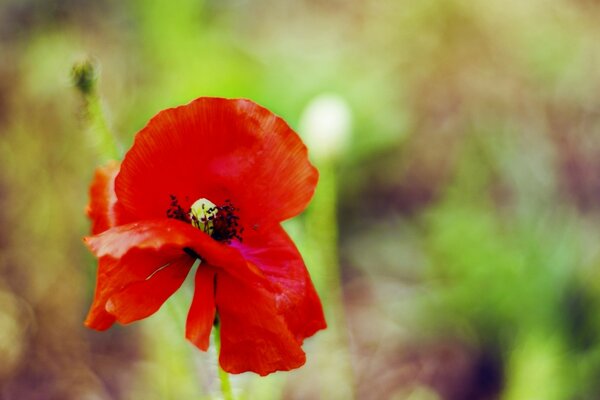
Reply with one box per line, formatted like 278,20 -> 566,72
84,97 -> 326,376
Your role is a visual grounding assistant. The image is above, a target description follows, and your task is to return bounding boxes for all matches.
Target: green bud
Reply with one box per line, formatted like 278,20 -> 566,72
71,59 -> 97,96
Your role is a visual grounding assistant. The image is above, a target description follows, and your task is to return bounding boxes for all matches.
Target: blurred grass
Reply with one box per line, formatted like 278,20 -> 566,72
1,0 -> 600,399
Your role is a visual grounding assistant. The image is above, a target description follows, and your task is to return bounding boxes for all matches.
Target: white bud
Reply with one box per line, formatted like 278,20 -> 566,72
299,94 -> 352,161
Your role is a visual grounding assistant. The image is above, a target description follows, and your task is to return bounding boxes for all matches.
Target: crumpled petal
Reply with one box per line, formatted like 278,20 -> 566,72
85,256 -> 118,330
114,98 -> 318,227
84,160 -> 138,330
107,255 -> 194,324
84,219 -> 267,285
216,273 -> 306,376
86,160 -> 134,233
185,265 -> 217,351
87,161 -> 119,235
231,224 -> 326,343
85,248 -> 190,330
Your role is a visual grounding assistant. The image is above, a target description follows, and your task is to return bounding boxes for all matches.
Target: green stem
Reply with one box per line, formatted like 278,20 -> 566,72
213,323 -> 234,400
72,60 -> 122,161
305,161 -> 356,398
85,94 -> 122,160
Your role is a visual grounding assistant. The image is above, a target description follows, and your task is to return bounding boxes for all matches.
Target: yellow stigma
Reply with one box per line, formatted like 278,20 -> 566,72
189,198 -> 218,233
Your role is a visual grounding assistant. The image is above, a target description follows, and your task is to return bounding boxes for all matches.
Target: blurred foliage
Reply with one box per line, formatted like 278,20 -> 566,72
1,0 -> 600,399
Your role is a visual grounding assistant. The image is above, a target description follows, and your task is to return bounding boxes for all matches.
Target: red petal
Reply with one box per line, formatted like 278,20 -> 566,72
86,160 -> 134,233
84,248 -> 189,330
185,265 -> 217,351
84,219 -> 267,286
85,257 -> 118,330
231,225 -> 326,342
87,161 -> 119,234
106,255 -> 193,324
216,273 -> 306,376
114,98 -> 318,227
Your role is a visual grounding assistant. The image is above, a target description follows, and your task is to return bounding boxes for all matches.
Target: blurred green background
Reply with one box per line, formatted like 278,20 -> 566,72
2,0 -> 600,399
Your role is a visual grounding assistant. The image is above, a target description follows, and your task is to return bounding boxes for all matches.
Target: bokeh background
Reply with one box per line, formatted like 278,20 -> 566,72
2,0 -> 600,399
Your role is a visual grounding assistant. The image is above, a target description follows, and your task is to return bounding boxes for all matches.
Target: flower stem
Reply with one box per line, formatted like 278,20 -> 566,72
72,59 -> 122,161
305,160 -> 356,398
213,323 -> 234,400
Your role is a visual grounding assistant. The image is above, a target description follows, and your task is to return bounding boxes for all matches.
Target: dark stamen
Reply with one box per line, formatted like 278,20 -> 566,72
166,196 -> 244,244
166,194 -> 190,223
211,200 -> 244,244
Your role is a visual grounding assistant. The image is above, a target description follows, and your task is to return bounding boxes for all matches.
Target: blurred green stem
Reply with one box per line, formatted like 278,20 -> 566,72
213,323 -> 234,400
72,60 -> 122,161
306,161 -> 356,398
310,162 -> 345,315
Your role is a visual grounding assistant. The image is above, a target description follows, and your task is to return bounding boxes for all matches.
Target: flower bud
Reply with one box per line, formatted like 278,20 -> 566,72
299,94 -> 352,161
71,59 -> 97,96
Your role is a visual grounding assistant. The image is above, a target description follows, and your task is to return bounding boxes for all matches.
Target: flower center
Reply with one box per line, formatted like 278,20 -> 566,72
166,195 -> 244,243
189,198 -> 218,234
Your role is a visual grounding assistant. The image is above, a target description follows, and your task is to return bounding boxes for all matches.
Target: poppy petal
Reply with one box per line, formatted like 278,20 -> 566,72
84,219 -> 267,286
231,225 -> 326,342
86,160 -> 135,233
85,257 -> 118,330
106,255 -> 194,324
216,273 -> 306,376
84,248 -> 190,330
185,265 -> 217,351
86,161 -> 119,234
114,98 -> 318,227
